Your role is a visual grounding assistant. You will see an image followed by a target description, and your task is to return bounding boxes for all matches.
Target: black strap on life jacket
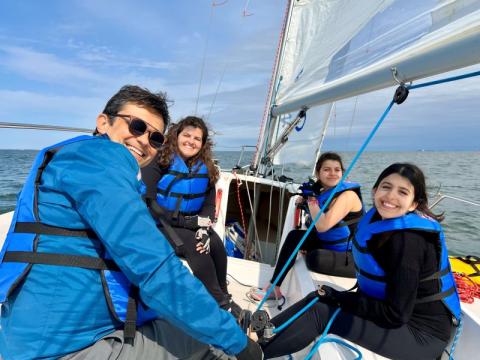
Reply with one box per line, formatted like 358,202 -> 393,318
124,287 -> 139,343
355,263 -> 455,304
15,221 -> 97,238
144,197 -> 184,252
9,221 -> 139,343
3,251 -> 119,271
158,169 -> 209,219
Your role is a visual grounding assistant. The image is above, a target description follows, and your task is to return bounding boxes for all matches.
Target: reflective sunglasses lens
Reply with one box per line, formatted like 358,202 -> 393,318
129,119 -> 147,136
149,132 -> 165,149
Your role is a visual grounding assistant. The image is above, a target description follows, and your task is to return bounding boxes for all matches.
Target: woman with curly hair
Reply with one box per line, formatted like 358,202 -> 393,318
142,116 -> 242,318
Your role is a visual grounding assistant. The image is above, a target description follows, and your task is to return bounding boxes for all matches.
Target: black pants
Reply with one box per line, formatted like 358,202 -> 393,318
171,227 -> 229,305
261,295 -> 449,360
271,230 -> 355,286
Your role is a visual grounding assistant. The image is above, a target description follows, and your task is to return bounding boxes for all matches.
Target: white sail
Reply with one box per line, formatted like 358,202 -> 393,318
261,0 -> 391,167
272,0 -> 480,116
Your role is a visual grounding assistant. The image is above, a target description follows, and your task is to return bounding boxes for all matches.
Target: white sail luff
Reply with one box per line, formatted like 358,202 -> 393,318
272,14 -> 480,116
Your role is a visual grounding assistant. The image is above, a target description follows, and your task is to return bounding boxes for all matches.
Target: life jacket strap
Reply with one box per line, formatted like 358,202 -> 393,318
415,286 -> 456,304
166,170 -> 209,179
419,267 -> 450,282
320,237 -> 350,245
156,189 -> 208,200
124,286 -> 139,344
15,221 -> 97,238
3,251 -> 120,271
144,197 -> 185,251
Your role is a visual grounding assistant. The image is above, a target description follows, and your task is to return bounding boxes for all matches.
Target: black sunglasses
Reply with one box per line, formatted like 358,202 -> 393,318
109,113 -> 165,149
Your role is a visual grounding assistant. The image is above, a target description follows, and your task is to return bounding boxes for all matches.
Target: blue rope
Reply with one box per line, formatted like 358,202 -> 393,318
449,318 -> 463,360
408,70 -> 480,90
306,337 -> 363,360
256,99 -> 395,311
304,308 -> 362,360
272,297 -> 319,334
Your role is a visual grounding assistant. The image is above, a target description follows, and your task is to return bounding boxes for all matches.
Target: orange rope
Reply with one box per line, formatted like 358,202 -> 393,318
233,171 -> 249,259
453,272 -> 480,303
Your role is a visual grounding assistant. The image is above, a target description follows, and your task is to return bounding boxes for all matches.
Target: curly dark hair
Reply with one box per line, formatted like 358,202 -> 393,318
157,116 -> 219,185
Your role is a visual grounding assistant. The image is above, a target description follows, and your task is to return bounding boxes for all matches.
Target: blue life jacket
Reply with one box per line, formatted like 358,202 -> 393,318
156,154 -> 209,217
315,182 -> 363,251
352,208 -> 461,320
0,136 -> 157,340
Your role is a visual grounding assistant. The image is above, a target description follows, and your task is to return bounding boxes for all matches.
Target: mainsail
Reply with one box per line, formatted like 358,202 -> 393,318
255,0 -> 480,169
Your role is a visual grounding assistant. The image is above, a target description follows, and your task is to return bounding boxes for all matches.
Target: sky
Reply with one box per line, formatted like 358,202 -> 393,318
0,0 -> 479,151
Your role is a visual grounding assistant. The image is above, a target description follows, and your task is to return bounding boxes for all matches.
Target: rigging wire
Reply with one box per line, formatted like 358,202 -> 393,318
243,0 -> 253,16
243,176 -> 263,261
346,96 -> 359,150
195,1 -> 227,114
207,5 -> 253,121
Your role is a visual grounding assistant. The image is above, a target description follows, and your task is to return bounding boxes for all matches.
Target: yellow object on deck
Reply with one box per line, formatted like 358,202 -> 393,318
449,256 -> 480,285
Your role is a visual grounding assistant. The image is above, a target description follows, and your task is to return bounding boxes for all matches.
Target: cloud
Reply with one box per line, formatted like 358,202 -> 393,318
0,46 -> 103,85
0,89 -> 102,126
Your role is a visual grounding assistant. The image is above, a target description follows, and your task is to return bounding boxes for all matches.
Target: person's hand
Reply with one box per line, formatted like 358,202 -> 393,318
316,285 -> 342,306
182,215 -> 212,230
307,196 -> 319,208
236,337 -> 263,360
195,228 -> 210,254
295,196 -> 305,206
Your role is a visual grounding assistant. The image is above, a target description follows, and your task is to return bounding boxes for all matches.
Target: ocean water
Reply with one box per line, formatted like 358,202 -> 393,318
1,150 -> 479,256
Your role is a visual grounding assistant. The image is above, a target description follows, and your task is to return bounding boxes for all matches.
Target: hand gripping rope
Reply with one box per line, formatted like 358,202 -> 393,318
241,68 -> 480,358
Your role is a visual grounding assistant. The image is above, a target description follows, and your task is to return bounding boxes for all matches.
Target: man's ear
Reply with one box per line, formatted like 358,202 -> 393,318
96,113 -> 109,134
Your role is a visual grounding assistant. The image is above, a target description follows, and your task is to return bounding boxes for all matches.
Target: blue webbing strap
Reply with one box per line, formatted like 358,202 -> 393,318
256,99 -> 395,311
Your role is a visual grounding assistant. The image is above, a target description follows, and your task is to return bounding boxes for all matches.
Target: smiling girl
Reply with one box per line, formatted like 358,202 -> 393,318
260,163 -> 461,360
251,152 -> 363,302
141,116 -> 242,318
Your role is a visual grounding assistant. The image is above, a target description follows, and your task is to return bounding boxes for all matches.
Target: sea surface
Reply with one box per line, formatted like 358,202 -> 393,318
1,150 -> 479,256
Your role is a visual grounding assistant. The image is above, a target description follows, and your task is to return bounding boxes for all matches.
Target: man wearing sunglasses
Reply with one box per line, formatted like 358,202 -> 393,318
0,85 -> 261,360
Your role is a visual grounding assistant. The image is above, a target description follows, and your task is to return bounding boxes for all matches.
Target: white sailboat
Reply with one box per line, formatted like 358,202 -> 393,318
1,0 -> 480,359
212,0 -> 480,358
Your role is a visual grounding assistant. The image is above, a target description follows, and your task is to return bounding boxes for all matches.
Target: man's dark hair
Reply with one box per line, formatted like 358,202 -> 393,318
103,85 -> 170,126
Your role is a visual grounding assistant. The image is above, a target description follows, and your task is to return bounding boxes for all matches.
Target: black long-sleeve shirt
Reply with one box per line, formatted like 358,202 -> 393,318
338,228 -> 453,341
